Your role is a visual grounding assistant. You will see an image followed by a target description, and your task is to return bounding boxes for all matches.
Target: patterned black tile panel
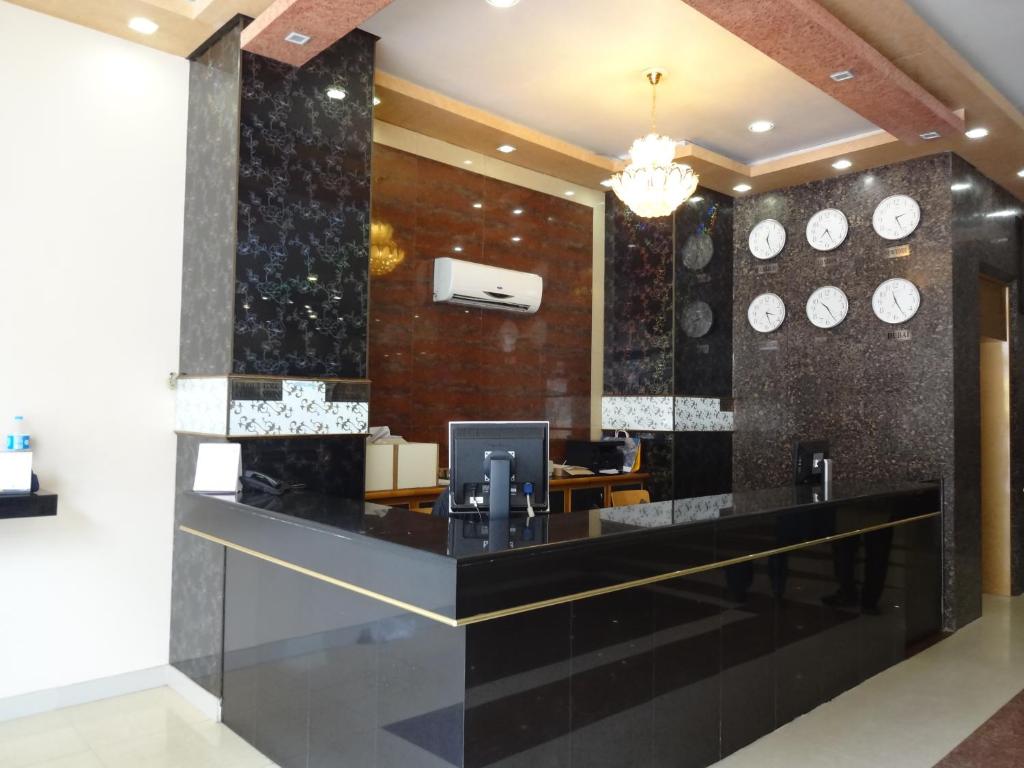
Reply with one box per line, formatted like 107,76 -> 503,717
233,30 -> 375,378
675,188 -> 734,397
230,379 -> 283,401
604,194 -> 675,395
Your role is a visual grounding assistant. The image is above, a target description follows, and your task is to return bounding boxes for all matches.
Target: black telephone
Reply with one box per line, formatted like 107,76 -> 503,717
240,470 -> 288,496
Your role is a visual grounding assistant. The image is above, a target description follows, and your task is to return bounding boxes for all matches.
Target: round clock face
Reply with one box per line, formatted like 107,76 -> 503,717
747,293 -> 786,333
872,194 -> 921,240
748,219 -> 787,260
806,286 -> 849,329
872,278 -> 921,324
682,232 -> 714,271
682,300 -> 714,338
806,208 -> 849,251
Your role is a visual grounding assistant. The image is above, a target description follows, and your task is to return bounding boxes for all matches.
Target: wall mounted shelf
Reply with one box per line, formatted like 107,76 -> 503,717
0,491 -> 57,520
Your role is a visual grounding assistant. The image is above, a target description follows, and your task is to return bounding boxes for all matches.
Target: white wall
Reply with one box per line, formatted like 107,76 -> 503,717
0,1 -> 187,699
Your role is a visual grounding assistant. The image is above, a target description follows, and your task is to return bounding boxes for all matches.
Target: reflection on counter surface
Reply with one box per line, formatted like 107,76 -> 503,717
183,479 -> 941,768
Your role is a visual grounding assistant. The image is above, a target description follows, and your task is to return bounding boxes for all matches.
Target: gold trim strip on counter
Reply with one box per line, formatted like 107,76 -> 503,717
180,509 -> 940,627
180,525 -> 460,627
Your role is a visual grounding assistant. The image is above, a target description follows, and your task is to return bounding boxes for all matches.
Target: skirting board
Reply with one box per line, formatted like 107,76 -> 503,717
0,665 -> 221,723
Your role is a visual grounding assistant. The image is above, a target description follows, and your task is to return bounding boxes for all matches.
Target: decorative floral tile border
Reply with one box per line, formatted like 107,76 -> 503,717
601,396 -> 734,432
176,377 -> 369,437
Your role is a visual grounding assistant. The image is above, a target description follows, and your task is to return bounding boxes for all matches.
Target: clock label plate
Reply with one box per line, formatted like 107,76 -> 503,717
885,245 -> 912,259
755,263 -> 780,275
695,344 -> 710,355
693,273 -> 712,284
758,340 -> 780,351
887,329 -> 912,341
817,255 -> 839,268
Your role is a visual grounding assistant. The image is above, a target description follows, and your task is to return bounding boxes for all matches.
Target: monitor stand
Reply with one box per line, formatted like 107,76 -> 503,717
487,452 -> 512,550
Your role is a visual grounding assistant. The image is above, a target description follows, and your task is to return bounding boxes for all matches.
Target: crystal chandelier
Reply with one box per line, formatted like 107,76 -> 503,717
369,220 -> 405,277
611,70 -> 699,218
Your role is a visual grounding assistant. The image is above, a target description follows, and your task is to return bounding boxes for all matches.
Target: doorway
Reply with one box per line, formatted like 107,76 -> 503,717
979,275 -> 1011,596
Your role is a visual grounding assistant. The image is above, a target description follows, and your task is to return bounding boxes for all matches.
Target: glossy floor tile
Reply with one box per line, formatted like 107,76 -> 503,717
0,688 -> 275,768
716,594 -> 1024,768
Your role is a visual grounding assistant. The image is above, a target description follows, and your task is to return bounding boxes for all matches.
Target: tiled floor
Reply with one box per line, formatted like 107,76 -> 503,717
0,688 -> 274,768
719,594 -> 1024,767
0,595 -> 1021,768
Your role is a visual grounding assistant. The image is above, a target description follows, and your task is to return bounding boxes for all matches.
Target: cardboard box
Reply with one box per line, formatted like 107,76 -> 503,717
366,442 -> 439,491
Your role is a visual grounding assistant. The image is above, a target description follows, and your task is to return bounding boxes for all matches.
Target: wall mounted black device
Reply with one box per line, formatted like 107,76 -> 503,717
240,470 -> 288,496
449,421 -> 549,550
794,439 -> 830,486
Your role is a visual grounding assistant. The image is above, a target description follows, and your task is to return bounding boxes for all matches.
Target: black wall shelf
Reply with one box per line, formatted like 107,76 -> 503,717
0,491 -> 57,520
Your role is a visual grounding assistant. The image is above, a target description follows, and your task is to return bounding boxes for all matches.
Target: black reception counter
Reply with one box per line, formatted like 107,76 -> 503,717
180,481 -> 942,768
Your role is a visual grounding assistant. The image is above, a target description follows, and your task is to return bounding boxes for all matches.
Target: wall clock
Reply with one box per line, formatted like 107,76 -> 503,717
806,286 -> 849,329
872,194 -> 921,240
748,219 -> 786,260
806,208 -> 849,251
747,293 -> 786,333
681,300 -> 714,338
682,232 -> 714,271
872,278 -> 921,324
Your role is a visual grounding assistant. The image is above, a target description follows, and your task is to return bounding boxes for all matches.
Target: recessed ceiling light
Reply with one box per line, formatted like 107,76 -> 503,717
473,202 -> 483,209
920,131 -> 942,140
453,246 -> 463,252
964,127 -> 989,139
733,184 -> 752,193
830,69 -> 854,82
565,190 -> 576,197
326,88 -> 347,101
497,144 -> 517,154
600,178 -> 614,188
373,95 -> 381,106
1017,169 -> 1024,178
486,0 -> 521,6
511,236 -> 522,242
128,17 -> 159,34
951,183 -> 972,191
284,31 -> 311,45
463,159 -> 473,165
832,159 -> 853,170
748,120 -> 774,133
512,208 -> 523,215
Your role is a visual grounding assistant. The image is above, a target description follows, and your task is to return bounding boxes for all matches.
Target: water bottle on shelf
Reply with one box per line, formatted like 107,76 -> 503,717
5,416 -> 30,451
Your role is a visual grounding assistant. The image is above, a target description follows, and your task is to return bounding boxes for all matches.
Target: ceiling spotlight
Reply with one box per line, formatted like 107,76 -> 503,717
128,17 -> 159,34
373,95 -> 381,106
565,190 -> 576,197
326,88 -> 347,101
511,236 -> 522,242
512,208 -> 523,215
497,144 -> 517,154
951,183 -> 972,191
463,160 -> 473,165
284,31 -> 311,45
748,120 -> 775,133
473,202 -> 483,209
920,131 -> 942,140
832,159 -> 853,170
486,0 -> 521,6
830,69 -> 854,82
733,184 -> 752,193
964,127 -> 989,140
600,178 -> 614,188
453,246 -> 463,252
1018,169 -> 1024,178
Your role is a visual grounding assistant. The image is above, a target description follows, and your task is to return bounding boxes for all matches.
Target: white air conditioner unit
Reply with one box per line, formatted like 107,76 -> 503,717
432,257 -> 543,314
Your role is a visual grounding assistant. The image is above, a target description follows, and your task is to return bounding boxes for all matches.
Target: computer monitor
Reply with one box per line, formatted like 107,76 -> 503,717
448,421 -> 549,519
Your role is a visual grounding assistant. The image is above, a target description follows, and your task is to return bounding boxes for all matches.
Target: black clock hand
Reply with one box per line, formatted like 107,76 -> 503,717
824,303 -> 837,321
892,292 -> 906,317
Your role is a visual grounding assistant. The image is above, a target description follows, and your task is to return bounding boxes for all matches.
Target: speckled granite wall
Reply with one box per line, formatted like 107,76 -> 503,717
179,21 -> 241,376
733,153 -> 1023,629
